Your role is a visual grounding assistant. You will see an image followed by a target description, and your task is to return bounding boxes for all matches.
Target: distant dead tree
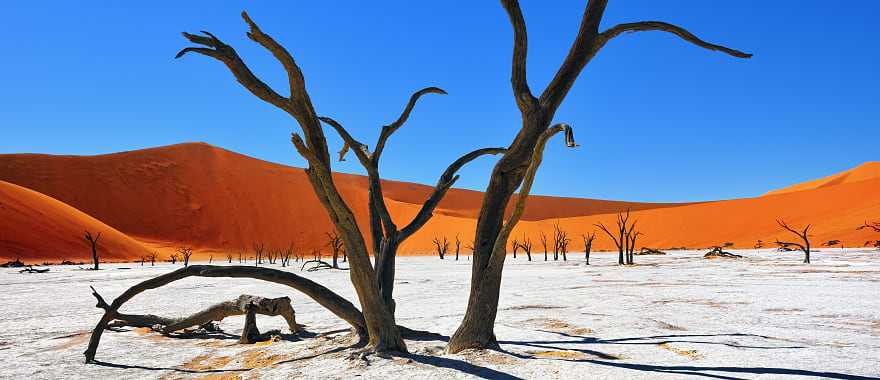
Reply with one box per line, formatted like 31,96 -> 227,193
539,231 -> 549,261
178,247 -> 194,267
147,252 -> 157,266
553,222 -> 571,261
822,239 -> 843,251
775,219 -> 812,264
454,235 -> 462,261
625,223 -> 642,265
582,232 -> 595,265
433,236 -> 449,260
253,242 -> 265,266
208,254 -> 213,264
139,256 -> 145,266
226,252 -> 233,263
754,240 -> 764,251
596,210 -> 638,265
519,235 -> 533,261
238,251 -> 243,264
169,253 -> 179,265
326,231 -> 344,269
511,238 -> 520,258
281,246 -> 293,267
84,231 -> 102,270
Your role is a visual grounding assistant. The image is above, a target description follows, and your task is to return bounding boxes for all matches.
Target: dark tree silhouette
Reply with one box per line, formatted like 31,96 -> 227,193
582,231 -> 595,265
326,231 -> 344,269
169,253 -> 179,265
454,235 -> 462,261
519,235 -> 533,261
596,210 -> 636,266
433,236 -> 450,260
449,0 -> 750,353
178,247 -> 194,267
511,238 -> 519,258
84,231 -> 101,270
539,231 -> 549,261
775,219 -> 812,264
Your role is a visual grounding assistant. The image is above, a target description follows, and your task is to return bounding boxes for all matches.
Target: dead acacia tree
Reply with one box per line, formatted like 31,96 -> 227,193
511,238 -> 519,258
539,231 -> 549,261
754,240 -> 764,251
281,245 -> 294,267
146,252 -> 157,266
433,236 -> 450,260
226,252 -> 233,263
449,122 -> 577,352
857,221 -> 880,250
454,234 -> 462,261
98,292 -> 299,336
775,219 -> 813,264
596,210 -> 635,266
178,247 -> 194,267
520,234 -> 533,261
169,253 -> 179,265
83,265 -> 366,363
582,231 -> 595,265
84,231 -> 101,270
448,0 -> 750,353
253,242 -> 265,266
553,221 -> 570,261
327,231 -> 344,269
319,110 -> 504,315
624,222 -> 642,265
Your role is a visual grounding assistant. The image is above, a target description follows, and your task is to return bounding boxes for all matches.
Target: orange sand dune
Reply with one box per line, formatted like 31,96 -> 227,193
0,142 -> 877,260
0,180 -> 150,262
0,143 -> 664,258
764,162 -> 880,196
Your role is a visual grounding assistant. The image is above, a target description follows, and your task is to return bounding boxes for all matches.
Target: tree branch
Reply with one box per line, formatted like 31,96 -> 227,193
399,147 -> 507,241
597,21 -> 753,59
500,0 -> 538,111
538,0 -> 608,113
176,30 -> 289,112
318,116 -> 372,165
489,123 -> 577,267
373,87 -> 447,162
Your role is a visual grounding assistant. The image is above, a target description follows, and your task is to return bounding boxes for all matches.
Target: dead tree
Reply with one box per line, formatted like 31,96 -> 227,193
625,223 -> 642,265
448,0 -> 749,353
208,254 -> 213,264
539,231 -> 549,261
84,265 -> 366,363
520,235 -> 533,261
326,231 -> 344,269
433,236 -> 450,260
822,239 -> 843,251
139,256 -> 145,266
511,238 -> 519,258
775,219 -> 813,264
226,252 -> 233,263
596,210 -> 634,266
455,234 -> 462,261
253,242 -> 265,266
449,122 -> 577,351
754,240 -> 764,250
84,231 -> 101,270
582,232 -> 595,265
178,247 -> 194,267
101,293 -> 298,335
169,253 -> 179,265
281,246 -> 293,267
553,222 -> 570,261
858,221 -> 880,250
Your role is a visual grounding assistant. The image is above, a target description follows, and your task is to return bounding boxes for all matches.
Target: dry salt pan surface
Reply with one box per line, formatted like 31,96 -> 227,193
1,249 -> 879,379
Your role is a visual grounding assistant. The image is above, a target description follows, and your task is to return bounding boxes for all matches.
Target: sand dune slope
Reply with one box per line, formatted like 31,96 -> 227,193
0,143 -> 877,260
765,162 -> 880,196
0,180 -> 150,261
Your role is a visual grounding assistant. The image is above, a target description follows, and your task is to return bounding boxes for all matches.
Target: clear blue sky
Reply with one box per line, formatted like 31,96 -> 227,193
2,1 -> 877,202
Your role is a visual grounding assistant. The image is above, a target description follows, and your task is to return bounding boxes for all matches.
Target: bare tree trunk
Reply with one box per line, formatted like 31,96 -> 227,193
103,294 -> 298,335
448,0 -> 749,353
84,265 -> 365,363
84,231 -> 101,270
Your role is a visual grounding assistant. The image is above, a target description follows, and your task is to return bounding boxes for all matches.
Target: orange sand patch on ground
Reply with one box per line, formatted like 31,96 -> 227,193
658,342 -> 704,360
182,354 -> 233,371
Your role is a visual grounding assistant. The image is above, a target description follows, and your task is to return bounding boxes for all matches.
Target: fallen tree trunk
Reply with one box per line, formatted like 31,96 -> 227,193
84,265 -> 366,363
100,293 -> 298,334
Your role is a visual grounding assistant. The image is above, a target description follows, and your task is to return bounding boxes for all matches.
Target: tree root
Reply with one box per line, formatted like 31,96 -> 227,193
300,259 -> 348,272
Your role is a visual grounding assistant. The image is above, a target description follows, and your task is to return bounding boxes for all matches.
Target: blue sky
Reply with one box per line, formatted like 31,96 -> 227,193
2,1 -> 877,202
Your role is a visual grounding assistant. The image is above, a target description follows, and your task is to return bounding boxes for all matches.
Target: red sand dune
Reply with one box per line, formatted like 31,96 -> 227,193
0,180 -> 150,262
0,142 -> 877,261
765,162 -> 880,196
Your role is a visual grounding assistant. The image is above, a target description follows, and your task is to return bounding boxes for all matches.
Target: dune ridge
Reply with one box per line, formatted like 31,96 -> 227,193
1,142 -> 877,261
